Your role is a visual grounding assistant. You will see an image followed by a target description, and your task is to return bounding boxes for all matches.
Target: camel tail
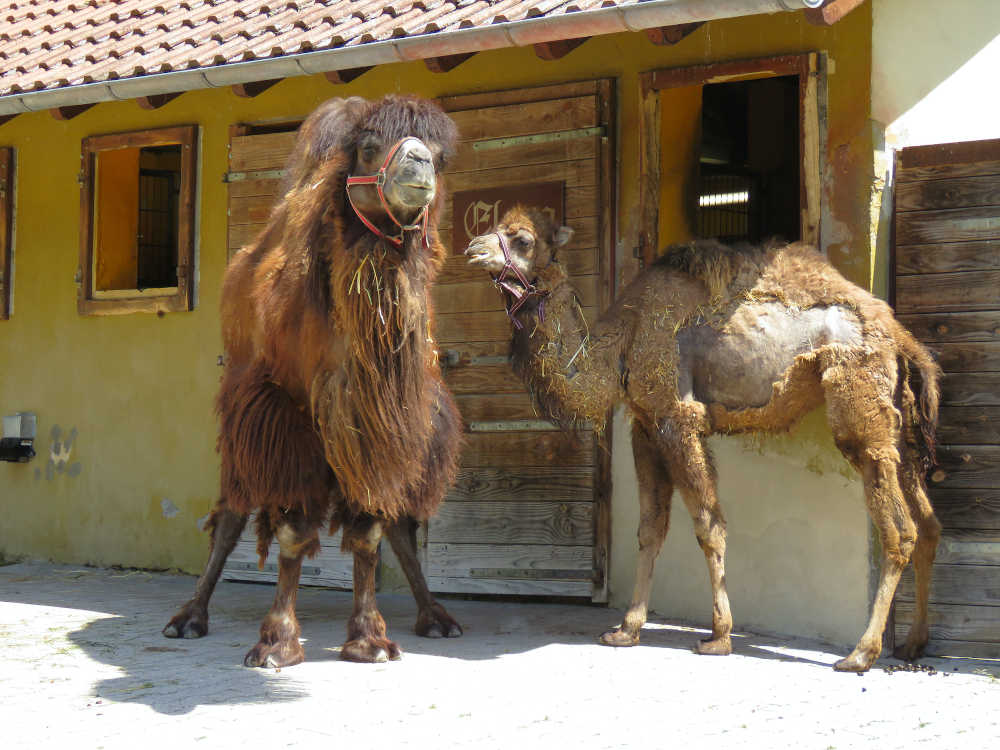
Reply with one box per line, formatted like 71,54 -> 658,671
898,330 -> 942,466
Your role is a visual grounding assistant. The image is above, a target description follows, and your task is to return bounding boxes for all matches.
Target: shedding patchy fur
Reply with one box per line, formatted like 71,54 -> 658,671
466,206 -> 942,673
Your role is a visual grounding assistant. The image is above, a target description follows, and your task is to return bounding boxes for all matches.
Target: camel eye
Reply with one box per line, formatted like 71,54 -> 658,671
512,231 -> 534,250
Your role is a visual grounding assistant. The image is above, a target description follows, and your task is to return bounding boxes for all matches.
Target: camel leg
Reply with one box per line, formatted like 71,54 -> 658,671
243,512 -> 317,668
163,500 -> 248,639
601,422 -> 673,647
384,516 -> 462,638
341,517 -> 402,663
892,440 -> 941,662
824,356 -> 917,672
662,407 -> 733,656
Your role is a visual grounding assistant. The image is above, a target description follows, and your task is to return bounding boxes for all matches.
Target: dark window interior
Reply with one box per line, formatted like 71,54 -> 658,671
137,144 -> 181,289
698,75 -> 800,243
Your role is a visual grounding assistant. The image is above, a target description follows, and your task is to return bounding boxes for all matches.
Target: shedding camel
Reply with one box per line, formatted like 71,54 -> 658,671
163,95 -> 464,666
465,206 -> 942,672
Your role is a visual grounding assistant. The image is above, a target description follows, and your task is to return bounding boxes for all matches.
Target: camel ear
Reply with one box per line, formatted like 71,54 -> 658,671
553,225 -> 574,248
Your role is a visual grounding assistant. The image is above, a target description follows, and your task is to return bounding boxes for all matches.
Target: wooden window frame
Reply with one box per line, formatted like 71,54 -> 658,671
0,147 -> 12,320
636,53 -> 823,269
78,125 -> 198,316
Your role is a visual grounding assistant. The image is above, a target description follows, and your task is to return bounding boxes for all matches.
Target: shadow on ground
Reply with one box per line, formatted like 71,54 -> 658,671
3,561 -> 994,717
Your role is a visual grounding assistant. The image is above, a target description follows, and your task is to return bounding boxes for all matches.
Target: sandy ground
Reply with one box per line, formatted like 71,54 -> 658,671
1,560 -> 996,749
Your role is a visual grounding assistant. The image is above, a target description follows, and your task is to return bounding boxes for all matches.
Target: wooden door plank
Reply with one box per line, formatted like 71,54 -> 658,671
933,530 -> 1000,566
895,175 -> 1000,212
897,563 -> 1000,606
895,240 -> 1000,275
930,445 -> 1000,489
229,194 -> 277,225
445,362 -> 524,394
438,246 -> 598,284
896,311 -> 1000,343
441,185 -> 599,229
427,575 -> 593,597
227,177 -> 282,199
895,271 -> 1000,313
894,602 -> 1000,648
938,407 -> 1000,444
436,306 -> 597,344
428,501 -> 593,544
895,206 -> 1000,245
454,393 -> 539,422
433,275 -> 598,315
446,466 -> 593,503
445,159 -> 598,193
229,132 -> 297,172
425,543 -> 594,577
929,489 -> 1000,529
897,160 -> 1000,183
441,81 -> 598,112
460,431 -> 595,469
447,135 -> 599,175
940,373 -> 1000,406
934,342 -> 1000,372
448,96 -> 598,142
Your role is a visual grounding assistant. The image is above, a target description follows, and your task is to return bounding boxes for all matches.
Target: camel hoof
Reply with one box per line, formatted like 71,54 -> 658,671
599,628 -> 639,647
243,639 -> 305,669
163,604 -> 208,639
833,652 -> 876,673
694,636 -> 732,656
341,637 -> 402,663
415,604 -> 463,639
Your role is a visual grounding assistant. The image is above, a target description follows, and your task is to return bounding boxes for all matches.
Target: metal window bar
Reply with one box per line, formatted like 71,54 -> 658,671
137,169 -> 179,289
698,173 -> 755,243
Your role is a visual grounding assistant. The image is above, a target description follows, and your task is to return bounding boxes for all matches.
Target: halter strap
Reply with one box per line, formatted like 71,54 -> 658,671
491,231 -> 549,331
346,137 -> 431,249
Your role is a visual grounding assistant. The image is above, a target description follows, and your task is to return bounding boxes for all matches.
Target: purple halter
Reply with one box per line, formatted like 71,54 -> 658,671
491,231 -> 548,331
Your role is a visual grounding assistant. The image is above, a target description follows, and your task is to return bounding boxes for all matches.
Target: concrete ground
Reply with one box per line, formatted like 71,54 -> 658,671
1,561 -> 997,749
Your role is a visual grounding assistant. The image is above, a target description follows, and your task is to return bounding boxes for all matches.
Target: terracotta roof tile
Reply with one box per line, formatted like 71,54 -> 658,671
0,0 -> 644,99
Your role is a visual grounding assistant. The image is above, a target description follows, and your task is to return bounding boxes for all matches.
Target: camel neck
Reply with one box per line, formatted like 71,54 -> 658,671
510,263 -> 622,432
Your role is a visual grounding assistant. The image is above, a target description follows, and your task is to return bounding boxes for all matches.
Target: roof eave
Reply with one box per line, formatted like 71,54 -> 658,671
0,0 -> 824,116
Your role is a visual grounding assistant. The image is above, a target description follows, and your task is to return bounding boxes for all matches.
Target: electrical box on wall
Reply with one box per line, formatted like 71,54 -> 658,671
1,412 -> 36,462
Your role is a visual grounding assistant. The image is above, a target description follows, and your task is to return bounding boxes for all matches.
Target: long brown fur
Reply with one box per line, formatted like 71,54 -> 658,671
216,96 -> 461,556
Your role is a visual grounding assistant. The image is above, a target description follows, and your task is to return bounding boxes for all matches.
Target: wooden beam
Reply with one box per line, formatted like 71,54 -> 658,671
50,104 -> 95,121
533,38 -> 588,61
324,67 -> 373,84
231,79 -> 281,98
136,92 -> 182,110
645,22 -> 704,46
425,52 -> 476,74
805,0 -> 867,26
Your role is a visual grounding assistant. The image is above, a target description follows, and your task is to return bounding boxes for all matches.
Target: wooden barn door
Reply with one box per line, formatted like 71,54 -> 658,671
429,81 -> 615,600
220,122 -> 355,589
893,137 -> 1000,659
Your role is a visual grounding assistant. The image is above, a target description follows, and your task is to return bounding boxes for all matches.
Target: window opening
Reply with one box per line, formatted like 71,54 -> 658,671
698,76 -> 800,244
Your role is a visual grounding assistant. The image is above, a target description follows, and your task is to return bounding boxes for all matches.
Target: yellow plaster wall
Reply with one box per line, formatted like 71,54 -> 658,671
0,8 -> 873,644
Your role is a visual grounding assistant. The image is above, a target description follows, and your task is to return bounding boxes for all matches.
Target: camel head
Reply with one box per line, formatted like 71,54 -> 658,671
344,96 -> 457,246
288,95 -> 457,251
465,206 -> 574,280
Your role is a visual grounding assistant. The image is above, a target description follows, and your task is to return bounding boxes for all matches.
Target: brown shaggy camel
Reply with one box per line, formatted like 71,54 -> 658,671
465,206 -> 942,672
163,96 -> 464,666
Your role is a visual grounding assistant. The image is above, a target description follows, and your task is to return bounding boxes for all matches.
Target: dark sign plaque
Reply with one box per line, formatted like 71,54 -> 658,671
451,181 -> 565,255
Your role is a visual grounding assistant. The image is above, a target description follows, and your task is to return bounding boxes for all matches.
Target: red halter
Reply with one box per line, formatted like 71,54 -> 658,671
491,231 -> 548,331
345,137 -> 431,249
